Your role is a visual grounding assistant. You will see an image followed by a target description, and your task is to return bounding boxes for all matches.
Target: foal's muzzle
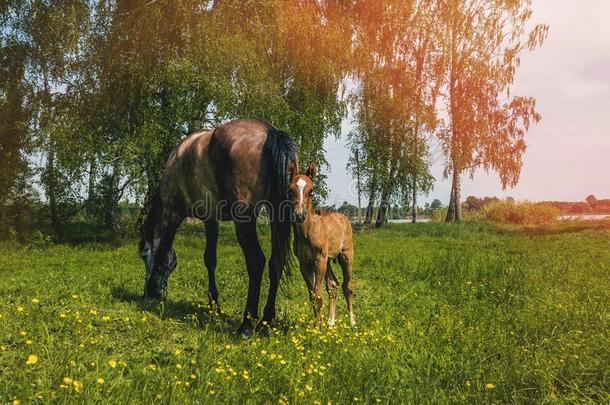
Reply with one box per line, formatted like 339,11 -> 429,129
295,211 -> 307,223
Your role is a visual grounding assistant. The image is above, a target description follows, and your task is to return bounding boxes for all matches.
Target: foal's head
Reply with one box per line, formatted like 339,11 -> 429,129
289,163 -> 317,223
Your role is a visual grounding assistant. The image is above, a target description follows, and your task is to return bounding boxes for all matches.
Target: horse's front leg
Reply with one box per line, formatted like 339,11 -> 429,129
234,220 -> 265,336
204,220 -> 220,313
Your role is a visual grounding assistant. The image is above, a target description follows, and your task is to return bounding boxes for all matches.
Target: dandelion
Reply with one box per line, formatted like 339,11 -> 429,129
174,349 -> 182,355
108,359 -> 117,368
25,340 -> 32,345
31,298 -> 40,304
72,294 -> 79,299
176,364 -> 182,370
89,309 -> 97,315
97,378 -> 105,385
102,316 -> 110,322
485,383 -> 496,390
17,306 -> 24,312
190,374 -> 196,380
63,377 -> 73,385
60,313 -> 67,319
72,380 -> 83,393
12,400 -> 20,405
20,331 -> 27,336
305,384 -> 313,392
26,355 -> 38,365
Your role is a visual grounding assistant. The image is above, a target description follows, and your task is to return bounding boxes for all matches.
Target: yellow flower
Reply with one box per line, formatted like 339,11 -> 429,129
174,349 -> 182,355
190,374 -> 196,380
305,384 -> 313,392
26,355 -> 38,365
108,359 -> 117,368
31,298 -> 40,304
97,378 -> 105,385
72,380 -> 83,393
63,377 -> 73,385
102,316 -> 110,322
12,400 -> 20,405
25,340 -> 32,345
485,383 -> 496,390
72,294 -> 79,299
89,309 -> 97,315
20,331 -> 27,336
60,313 -> 67,318
176,364 -> 182,370
17,306 -> 24,312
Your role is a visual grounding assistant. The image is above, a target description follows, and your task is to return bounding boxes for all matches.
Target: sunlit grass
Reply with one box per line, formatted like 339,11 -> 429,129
0,222 -> 608,403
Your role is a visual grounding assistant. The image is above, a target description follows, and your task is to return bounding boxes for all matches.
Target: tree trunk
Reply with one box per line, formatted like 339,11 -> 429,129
47,149 -> 60,235
445,167 -> 462,222
365,188 -> 375,224
411,175 -> 417,223
375,198 -> 389,228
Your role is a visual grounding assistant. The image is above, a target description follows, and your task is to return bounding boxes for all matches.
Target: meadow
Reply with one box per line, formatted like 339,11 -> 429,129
1,221 -> 608,403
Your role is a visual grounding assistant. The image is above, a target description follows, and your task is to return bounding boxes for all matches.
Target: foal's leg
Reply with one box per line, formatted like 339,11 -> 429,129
204,220 -> 220,312
234,220 -> 266,336
325,260 -> 339,327
338,250 -> 355,326
312,256 -> 327,329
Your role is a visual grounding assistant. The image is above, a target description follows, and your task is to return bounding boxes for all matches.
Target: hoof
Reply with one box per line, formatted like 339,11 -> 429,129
237,320 -> 255,338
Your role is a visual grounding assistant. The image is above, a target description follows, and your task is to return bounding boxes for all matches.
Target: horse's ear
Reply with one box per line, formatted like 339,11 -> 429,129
306,162 -> 317,179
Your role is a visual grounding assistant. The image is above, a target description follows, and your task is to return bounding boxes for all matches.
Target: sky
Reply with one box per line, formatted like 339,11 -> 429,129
322,0 -> 610,207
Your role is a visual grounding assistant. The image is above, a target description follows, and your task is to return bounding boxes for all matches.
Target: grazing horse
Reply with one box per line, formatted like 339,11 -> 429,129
139,119 -> 297,335
289,163 -> 355,328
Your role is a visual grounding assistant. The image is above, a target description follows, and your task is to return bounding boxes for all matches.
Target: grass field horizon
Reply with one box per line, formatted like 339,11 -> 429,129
1,221 -> 608,403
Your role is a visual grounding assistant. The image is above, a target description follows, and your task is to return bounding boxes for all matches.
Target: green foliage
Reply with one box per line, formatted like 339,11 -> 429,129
476,200 -> 560,226
0,223 -> 608,402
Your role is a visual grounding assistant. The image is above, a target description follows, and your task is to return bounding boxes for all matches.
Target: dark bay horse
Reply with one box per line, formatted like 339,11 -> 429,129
139,119 -> 297,335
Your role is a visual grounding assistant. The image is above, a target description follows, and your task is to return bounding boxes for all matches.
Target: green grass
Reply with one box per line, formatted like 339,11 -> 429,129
1,222 -> 609,403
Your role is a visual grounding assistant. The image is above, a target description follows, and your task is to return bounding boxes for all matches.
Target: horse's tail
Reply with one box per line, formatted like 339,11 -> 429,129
263,127 -> 297,279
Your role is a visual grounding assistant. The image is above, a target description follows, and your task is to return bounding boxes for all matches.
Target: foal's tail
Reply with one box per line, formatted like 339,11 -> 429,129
263,127 -> 297,279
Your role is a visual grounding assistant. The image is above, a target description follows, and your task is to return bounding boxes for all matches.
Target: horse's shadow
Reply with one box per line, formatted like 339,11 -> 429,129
111,286 -> 242,335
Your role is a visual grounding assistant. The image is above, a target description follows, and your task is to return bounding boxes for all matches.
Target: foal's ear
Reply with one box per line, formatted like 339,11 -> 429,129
288,162 -> 298,180
306,162 -> 317,179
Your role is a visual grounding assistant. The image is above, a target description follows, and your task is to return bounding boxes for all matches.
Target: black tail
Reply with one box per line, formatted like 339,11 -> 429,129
263,127 -> 297,279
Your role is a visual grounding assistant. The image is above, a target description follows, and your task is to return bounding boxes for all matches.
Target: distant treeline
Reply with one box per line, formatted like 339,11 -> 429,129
464,195 -> 610,215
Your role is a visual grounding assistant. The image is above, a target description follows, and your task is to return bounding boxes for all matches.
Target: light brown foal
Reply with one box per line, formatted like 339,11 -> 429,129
289,163 -> 355,328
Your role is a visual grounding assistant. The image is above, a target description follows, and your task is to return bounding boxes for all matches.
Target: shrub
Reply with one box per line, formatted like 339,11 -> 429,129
478,200 -> 559,225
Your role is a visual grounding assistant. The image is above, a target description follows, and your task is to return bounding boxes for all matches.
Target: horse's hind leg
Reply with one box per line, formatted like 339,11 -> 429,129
325,260 -> 339,327
204,220 -> 220,312
338,251 -> 355,326
234,220 -> 265,336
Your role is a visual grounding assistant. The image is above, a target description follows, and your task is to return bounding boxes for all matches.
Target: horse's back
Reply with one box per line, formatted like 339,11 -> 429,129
161,119 -> 276,219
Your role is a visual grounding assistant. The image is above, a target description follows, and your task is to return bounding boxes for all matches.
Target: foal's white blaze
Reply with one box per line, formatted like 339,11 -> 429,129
296,178 -> 307,207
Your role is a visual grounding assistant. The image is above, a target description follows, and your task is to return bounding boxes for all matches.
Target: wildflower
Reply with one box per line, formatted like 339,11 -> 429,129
176,364 -> 182,370
72,380 -> 83,393
26,355 -> 38,365
89,309 -> 97,315
26,340 -> 32,345
305,384 -> 313,392
63,377 -> 73,385
31,298 -> 40,304
190,374 -> 196,380
12,400 -> 20,405
17,306 -> 24,312
60,313 -> 67,319
20,331 -> 27,336
108,359 -> 117,368
485,383 -> 496,390
72,294 -> 79,299
174,349 -> 182,355
97,378 -> 105,385
102,316 -> 110,322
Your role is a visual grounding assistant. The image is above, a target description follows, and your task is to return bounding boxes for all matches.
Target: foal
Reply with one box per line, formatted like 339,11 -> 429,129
289,163 -> 355,328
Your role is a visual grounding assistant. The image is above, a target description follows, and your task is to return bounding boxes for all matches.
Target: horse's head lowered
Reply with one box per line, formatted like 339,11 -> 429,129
289,162 -> 317,223
139,196 -> 177,299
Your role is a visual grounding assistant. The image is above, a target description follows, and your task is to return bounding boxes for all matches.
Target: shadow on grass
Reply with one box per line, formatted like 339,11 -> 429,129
110,286 -> 242,335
